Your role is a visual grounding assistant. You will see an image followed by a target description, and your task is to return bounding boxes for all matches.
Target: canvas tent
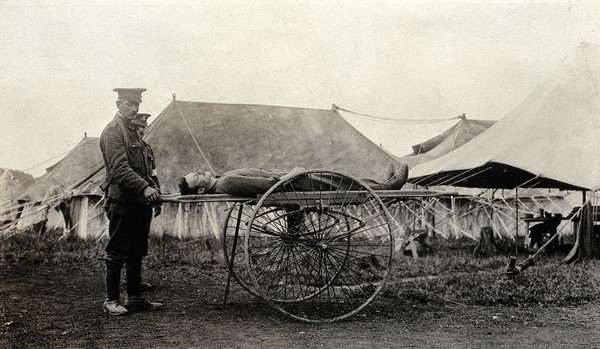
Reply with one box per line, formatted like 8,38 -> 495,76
137,100 -> 403,239
1,136 -> 105,236
134,99 -> 400,193
0,169 -> 34,229
0,169 -> 33,202
410,42 -> 600,191
15,136 -> 104,203
9,100 -> 401,239
396,116 -> 495,169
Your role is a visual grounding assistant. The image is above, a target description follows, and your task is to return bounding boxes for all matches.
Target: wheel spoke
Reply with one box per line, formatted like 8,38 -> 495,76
245,170 -> 394,322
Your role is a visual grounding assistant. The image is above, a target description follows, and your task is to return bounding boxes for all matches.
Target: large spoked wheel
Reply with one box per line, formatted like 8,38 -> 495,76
222,203 -> 260,298
222,203 -> 296,300
244,170 -> 395,323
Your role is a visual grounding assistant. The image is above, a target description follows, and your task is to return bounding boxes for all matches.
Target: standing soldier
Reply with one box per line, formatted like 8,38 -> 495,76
99,88 -> 163,316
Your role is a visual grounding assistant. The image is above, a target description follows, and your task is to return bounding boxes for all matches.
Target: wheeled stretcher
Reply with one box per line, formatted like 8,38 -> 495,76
162,169 -> 448,323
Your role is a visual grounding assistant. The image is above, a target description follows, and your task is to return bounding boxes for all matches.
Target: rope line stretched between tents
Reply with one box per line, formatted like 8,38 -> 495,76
333,105 -> 462,124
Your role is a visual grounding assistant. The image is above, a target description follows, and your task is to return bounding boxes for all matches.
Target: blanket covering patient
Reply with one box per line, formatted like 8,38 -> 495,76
178,162 -> 409,197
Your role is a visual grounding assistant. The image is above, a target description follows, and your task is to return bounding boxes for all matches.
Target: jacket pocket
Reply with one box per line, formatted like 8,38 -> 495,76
127,143 -> 145,172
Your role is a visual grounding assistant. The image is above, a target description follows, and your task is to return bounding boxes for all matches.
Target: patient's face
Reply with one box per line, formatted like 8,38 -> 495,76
184,171 -> 213,191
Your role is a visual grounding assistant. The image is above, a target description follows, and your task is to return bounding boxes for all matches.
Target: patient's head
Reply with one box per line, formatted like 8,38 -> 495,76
178,171 -> 213,194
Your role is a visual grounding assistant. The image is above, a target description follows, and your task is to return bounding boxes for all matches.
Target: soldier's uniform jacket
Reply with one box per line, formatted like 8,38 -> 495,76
100,113 -> 159,204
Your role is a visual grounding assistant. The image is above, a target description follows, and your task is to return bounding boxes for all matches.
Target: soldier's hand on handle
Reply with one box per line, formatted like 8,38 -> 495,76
143,186 -> 161,204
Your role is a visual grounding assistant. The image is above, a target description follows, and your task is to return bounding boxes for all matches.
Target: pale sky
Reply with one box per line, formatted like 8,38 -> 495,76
1,0 -> 599,176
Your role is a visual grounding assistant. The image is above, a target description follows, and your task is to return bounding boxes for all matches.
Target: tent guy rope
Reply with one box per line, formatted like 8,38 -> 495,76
174,100 -> 216,174
332,104 -> 463,124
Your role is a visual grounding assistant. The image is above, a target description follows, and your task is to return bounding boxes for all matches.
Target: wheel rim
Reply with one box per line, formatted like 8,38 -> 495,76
222,204 -> 296,300
245,170 -> 394,322
222,203 -> 261,298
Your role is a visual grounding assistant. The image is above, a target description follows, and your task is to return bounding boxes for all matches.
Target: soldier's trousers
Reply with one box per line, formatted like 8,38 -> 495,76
105,255 -> 143,300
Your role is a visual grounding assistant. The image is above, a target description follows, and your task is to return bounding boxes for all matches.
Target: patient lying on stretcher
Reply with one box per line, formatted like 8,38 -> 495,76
178,161 -> 409,197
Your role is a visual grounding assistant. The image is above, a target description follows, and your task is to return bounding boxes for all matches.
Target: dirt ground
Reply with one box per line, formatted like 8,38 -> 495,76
1,259 -> 600,349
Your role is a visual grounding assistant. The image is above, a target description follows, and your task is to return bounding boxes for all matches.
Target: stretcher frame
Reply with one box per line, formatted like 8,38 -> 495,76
161,169 -> 451,323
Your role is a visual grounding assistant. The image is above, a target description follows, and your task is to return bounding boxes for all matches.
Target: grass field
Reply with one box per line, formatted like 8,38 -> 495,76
2,228 -> 600,309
